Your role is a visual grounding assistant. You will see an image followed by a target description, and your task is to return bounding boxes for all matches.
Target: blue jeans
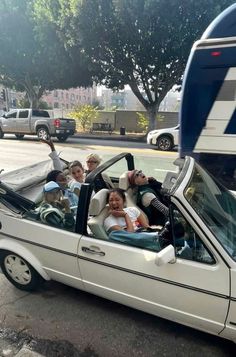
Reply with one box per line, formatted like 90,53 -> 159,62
109,230 -> 161,251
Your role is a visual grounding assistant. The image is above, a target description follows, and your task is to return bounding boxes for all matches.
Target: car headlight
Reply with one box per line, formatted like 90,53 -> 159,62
148,130 -> 159,135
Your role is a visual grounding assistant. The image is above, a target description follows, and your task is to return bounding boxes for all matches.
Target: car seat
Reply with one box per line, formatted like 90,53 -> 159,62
119,171 -> 138,205
88,188 -> 109,240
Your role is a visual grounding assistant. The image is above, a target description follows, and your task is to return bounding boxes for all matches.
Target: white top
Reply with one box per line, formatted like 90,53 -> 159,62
69,180 -> 82,193
104,207 -> 141,232
49,151 -> 63,171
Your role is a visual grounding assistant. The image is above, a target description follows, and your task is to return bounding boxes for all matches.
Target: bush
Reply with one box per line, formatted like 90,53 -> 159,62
68,104 -> 97,131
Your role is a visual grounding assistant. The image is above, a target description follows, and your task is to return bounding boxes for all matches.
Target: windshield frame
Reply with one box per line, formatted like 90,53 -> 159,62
184,162 -> 236,261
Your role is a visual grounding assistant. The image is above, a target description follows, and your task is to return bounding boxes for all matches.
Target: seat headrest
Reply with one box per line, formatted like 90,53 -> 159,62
89,188 -> 109,215
119,171 -> 130,190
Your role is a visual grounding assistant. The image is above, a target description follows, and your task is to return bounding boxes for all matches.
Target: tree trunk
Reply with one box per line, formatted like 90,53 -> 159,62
146,104 -> 159,132
24,75 -> 44,108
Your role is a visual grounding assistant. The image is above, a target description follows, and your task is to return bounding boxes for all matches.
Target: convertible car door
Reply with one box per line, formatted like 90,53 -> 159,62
78,215 -> 229,336
0,213 -> 84,290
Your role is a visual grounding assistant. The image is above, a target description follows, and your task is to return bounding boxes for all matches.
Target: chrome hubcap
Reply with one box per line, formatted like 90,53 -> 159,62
4,255 -> 32,285
38,129 -> 48,140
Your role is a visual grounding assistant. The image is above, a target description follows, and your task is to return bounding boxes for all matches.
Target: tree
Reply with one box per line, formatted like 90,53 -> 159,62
0,0 -> 92,108
137,112 -> 164,132
69,104 -> 97,131
76,0 -> 232,130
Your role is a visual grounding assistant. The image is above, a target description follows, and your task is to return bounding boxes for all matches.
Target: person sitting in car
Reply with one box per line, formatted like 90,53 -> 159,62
128,169 -> 169,226
104,188 -> 165,251
38,181 -> 75,230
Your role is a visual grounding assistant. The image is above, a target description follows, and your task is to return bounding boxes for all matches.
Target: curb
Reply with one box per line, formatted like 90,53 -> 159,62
73,134 -> 146,142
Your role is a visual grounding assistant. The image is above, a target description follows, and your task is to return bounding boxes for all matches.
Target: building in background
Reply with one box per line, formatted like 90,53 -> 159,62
98,86 -> 180,112
42,85 -> 97,110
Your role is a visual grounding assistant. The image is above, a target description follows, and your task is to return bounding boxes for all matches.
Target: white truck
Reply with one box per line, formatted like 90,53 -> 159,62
0,108 -> 76,142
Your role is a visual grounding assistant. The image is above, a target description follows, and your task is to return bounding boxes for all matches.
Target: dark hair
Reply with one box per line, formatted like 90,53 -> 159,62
69,160 -> 84,170
46,170 -> 63,183
107,188 -> 126,203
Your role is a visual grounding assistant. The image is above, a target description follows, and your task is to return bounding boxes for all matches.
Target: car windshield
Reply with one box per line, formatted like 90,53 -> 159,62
184,163 -> 236,260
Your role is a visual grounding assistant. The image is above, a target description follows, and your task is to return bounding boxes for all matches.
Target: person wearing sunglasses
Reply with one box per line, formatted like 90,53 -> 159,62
85,153 -> 102,176
128,169 -> 169,226
86,153 -> 114,192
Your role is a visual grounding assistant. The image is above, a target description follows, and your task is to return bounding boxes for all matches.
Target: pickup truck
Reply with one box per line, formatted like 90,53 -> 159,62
0,108 -> 76,142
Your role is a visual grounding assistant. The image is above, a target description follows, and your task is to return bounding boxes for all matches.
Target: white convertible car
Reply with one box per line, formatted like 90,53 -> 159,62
0,153 -> 236,343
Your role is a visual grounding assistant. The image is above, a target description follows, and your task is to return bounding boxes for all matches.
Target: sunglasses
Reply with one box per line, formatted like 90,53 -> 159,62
86,160 -> 97,164
135,170 -> 143,177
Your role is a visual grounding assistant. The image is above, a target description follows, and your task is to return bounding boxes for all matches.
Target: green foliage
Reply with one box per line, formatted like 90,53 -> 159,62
0,0 -> 92,108
77,0 -> 232,129
137,112 -> 149,132
68,104 -> 97,131
137,112 -> 165,132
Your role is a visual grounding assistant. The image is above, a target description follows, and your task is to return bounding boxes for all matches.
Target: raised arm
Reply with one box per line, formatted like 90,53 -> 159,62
41,138 -> 63,171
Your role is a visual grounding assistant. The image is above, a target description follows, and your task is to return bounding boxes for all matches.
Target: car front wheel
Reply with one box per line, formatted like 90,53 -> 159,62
0,250 -> 44,291
156,135 -> 173,151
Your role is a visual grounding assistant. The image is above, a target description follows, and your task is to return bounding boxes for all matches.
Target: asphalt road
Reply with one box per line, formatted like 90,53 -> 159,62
0,277 -> 235,357
0,135 -> 177,182
0,137 -> 235,356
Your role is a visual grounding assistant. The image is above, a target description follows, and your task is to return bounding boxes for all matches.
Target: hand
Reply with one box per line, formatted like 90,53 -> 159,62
109,209 -> 127,218
40,137 -> 55,151
60,197 -> 71,211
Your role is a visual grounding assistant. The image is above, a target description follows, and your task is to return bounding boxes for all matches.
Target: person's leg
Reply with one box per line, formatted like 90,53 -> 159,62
109,230 -> 161,251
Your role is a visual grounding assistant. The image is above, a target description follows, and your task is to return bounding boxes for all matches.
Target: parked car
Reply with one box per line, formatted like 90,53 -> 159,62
0,153 -> 236,343
147,124 -> 179,150
0,109 -> 76,142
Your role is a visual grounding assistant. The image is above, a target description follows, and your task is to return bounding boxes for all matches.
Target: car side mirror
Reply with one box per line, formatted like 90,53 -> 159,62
155,245 -> 176,266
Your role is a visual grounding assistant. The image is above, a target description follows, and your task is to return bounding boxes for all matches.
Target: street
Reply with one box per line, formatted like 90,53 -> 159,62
0,135 -> 177,182
0,136 -> 235,356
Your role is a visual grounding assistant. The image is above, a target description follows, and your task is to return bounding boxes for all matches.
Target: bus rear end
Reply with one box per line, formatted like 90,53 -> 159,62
180,4 -> 236,189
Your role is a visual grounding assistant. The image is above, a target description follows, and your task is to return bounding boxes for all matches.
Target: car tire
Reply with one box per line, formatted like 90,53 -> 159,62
0,250 -> 44,291
37,127 -> 49,140
0,128 -> 4,139
15,134 -> 24,139
56,134 -> 69,142
156,135 -> 173,151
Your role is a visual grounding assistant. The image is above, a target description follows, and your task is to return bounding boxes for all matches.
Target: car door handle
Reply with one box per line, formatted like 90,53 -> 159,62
82,246 -> 105,256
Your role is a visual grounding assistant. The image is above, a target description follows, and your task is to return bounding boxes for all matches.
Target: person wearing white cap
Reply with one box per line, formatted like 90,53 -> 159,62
37,181 -> 75,230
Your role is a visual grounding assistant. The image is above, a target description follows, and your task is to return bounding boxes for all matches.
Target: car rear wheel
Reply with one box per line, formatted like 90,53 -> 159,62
156,135 -> 173,151
15,134 -> 24,139
56,134 -> 69,142
37,127 -> 49,140
0,250 -> 44,291
0,128 -> 4,139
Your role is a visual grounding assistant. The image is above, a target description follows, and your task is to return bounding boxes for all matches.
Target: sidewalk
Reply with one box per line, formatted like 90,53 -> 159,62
74,131 -> 146,142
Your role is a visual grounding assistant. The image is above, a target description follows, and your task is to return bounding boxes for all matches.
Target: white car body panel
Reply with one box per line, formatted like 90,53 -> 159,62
147,126 -> 179,148
79,184 -> 230,336
0,211 -> 85,290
